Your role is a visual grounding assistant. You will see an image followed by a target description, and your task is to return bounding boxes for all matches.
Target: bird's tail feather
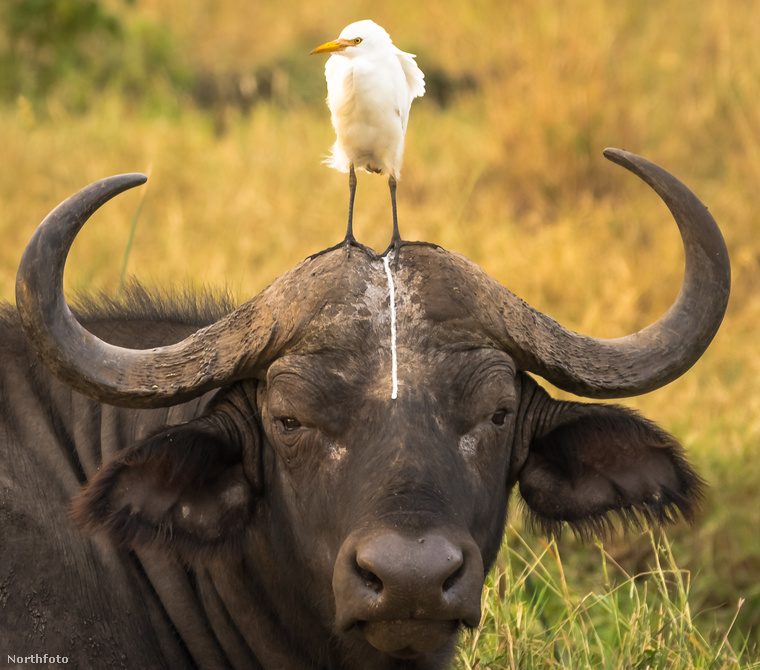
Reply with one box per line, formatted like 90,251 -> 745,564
324,141 -> 350,173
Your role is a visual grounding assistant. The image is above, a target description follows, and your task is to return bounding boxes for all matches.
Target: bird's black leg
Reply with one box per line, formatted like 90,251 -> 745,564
308,164 -> 378,261
345,163 -> 357,244
381,175 -> 403,267
382,174 -> 438,267
389,174 -> 400,246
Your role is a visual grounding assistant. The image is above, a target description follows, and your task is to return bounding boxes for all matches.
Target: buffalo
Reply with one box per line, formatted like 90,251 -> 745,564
1,149 -> 729,669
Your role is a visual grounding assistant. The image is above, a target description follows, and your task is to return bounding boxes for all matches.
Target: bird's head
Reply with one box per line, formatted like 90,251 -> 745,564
310,20 -> 393,59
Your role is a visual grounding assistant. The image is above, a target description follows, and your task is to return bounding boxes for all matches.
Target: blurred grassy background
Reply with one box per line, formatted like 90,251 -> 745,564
1,0 -> 759,661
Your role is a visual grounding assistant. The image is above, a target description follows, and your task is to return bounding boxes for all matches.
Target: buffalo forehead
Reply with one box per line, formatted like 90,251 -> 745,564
268,247 -> 500,352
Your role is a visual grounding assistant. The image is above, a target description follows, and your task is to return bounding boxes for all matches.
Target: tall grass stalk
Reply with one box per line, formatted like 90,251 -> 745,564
456,528 -> 754,669
118,163 -> 151,295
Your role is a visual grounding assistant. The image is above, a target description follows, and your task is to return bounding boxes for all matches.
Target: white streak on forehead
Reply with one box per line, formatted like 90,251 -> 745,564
382,255 -> 399,400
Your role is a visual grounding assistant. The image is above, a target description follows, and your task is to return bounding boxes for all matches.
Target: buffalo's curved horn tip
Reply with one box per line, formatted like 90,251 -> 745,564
495,148 -> 730,398
16,174 -> 279,408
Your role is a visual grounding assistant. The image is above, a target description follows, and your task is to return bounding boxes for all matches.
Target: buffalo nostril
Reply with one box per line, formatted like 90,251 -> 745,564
355,560 -> 383,594
442,562 -> 463,593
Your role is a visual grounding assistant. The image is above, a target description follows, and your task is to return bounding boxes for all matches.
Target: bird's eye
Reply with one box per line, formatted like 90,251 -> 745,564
278,417 -> 302,432
491,409 -> 510,427
354,37 -> 362,44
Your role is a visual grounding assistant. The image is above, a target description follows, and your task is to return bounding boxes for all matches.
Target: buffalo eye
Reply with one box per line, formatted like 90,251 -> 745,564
278,417 -> 302,432
491,409 -> 509,427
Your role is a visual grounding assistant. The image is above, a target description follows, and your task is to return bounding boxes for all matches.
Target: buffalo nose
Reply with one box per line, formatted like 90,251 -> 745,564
333,531 -> 484,634
356,535 -> 466,606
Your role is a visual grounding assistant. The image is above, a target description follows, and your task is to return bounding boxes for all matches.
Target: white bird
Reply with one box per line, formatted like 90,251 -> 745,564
311,20 -> 426,260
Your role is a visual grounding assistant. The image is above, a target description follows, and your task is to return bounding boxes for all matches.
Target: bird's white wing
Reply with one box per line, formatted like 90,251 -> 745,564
391,50 -> 424,135
325,55 -> 353,114
394,48 -> 425,100
323,55 -> 354,173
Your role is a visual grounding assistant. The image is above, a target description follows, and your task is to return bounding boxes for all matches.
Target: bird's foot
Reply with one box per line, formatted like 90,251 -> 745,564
308,235 -> 379,261
381,239 -> 442,268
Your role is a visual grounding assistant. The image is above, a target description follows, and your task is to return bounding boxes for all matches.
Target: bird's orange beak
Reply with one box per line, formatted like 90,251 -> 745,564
310,38 -> 354,55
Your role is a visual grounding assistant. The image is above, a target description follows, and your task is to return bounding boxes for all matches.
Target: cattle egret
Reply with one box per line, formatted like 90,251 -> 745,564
311,20 -> 426,260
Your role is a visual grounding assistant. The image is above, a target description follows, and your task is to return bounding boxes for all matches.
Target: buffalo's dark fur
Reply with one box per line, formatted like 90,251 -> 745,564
72,282 -> 236,341
2,282 -> 235,348
1,284 -> 705,670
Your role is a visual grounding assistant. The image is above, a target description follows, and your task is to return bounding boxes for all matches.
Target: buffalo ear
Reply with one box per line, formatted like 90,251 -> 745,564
517,402 -> 704,538
71,419 -> 254,562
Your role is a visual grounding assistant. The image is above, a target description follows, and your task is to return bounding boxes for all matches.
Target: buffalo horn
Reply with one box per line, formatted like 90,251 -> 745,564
15,174 -> 284,408
491,148 -> 730,398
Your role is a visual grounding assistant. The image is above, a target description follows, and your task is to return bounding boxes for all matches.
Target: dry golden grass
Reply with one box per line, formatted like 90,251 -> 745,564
2,0 -> 759,652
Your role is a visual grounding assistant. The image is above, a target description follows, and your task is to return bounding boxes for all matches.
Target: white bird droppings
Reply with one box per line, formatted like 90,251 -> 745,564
383,255 -> 399,400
